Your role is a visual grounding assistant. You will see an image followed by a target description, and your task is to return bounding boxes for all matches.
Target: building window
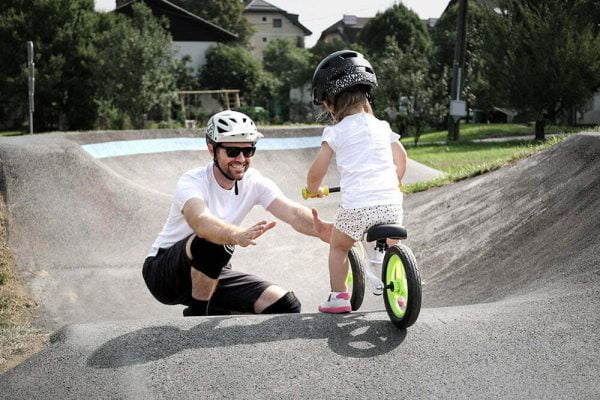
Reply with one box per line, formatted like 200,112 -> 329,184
262,37 -> 267,42
273,18 -> 282,28
262,16 -> 267,22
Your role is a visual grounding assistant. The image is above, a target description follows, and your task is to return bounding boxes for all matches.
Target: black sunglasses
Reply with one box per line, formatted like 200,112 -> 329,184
218,145 -> 256,158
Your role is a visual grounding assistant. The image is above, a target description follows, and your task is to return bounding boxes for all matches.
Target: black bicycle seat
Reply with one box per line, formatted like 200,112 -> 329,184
366,224 -> 407,241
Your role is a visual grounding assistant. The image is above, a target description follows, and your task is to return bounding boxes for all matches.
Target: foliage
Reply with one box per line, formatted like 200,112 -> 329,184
482,0 -> 600,139
169,0 -> 254,45
234,105 -> 270,124
431,2 -> 497,115
0,0 -> 100,131
262,38 -> 312,119
0,1 -> 183,131
199,43 -> 266,106
93,3 -> 179,129
373,39 -> 447,143
357,3 -> 432,57
263,38 -> 312,89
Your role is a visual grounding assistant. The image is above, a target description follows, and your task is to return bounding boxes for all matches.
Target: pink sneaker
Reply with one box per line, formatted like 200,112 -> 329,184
319,292 -> 351,313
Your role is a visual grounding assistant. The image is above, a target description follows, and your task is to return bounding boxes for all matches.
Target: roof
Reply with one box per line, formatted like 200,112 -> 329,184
318,15 -> 370,43
115,0 -> 238,42
244,0 -> 312,35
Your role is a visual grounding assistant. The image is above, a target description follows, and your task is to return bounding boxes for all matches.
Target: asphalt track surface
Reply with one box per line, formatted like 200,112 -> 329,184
0,129 -> 599,399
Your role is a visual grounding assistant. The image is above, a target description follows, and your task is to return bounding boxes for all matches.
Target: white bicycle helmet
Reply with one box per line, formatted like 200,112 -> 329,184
205,110 -> 263,143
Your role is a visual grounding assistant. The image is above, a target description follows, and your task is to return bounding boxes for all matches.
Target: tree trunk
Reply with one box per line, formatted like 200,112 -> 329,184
535,119 -> 546,141
447,116 -> 460,142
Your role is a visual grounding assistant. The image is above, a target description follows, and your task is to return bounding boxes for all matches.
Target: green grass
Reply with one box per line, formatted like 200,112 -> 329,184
401,123 -> 581,145
403,136 -> 565,193
0,131 -> 25,137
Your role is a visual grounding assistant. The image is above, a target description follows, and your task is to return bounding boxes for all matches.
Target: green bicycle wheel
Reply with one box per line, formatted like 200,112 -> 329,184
382,244 -> 422,329
347,246 -> 366,311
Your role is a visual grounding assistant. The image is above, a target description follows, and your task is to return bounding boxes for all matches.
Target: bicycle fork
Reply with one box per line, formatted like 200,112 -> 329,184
362,239 -> 387,295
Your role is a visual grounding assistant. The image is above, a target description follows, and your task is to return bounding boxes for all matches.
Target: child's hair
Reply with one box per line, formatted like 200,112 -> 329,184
322,86 -> 373,123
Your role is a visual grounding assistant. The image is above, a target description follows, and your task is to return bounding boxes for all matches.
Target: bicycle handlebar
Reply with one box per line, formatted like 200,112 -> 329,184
301,185 -> 340,199
302,183 -> 404,199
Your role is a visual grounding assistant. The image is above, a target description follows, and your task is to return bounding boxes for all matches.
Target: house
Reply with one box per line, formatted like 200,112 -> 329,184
243,0 -> 311,61
115,0 -> 237,70
317,13 -> 438,47
318,15 -> 370,44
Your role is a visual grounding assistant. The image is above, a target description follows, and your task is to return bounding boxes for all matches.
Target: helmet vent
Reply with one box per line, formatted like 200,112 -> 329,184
217,126 -> 227,133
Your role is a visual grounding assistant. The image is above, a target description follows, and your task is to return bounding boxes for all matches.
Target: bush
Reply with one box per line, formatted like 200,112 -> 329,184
234,106 -> 270,124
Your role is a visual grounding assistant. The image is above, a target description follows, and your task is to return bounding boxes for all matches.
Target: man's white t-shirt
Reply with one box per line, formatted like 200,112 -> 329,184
148,163 -> 283,257
322,112 -> 401,209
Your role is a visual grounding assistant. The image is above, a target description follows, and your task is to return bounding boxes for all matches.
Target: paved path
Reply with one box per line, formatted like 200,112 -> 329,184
0,130 -> 599,398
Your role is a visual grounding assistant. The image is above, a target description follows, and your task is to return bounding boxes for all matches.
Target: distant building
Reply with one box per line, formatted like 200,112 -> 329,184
317,14 -> 438,47
243,0 -> 311,61
318,15 -> 370,44
115,0 -> 237,70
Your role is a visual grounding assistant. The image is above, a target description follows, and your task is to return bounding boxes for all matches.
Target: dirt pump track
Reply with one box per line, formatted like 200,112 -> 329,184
0,130 -> 598,398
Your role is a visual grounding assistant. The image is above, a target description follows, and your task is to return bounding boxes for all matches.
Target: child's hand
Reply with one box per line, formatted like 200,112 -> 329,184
302,186 -> 325,199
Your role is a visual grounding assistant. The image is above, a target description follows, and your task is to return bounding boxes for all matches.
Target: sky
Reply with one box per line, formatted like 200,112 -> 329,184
94,0 -> 448,48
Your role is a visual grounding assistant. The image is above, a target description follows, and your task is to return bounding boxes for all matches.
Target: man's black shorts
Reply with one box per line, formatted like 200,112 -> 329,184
142,235 -> 274,314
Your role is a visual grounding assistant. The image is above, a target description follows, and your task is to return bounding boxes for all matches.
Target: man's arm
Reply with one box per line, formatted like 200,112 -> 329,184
183,197 -> 275,247
267,197 -> 332,243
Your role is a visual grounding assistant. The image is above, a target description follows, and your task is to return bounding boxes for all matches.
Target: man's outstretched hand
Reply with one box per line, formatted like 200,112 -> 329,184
312,208 -> 332,243
236,220 -> 277,247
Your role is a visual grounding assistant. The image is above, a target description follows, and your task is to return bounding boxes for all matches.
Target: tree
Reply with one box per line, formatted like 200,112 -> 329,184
199,43 -> 265,104
357,3 -> 432,57
483,0 -> 600,139
431,2 -> 497,119
374,39 -> 447,144
93,3 -> 179,128
0,0 -> 100,131
262,38 -> 312,119
169,0 -> 253,45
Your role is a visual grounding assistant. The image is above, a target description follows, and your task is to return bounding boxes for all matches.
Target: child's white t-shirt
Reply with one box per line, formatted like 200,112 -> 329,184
148,163 -> 283,257
322,112 -> 401,209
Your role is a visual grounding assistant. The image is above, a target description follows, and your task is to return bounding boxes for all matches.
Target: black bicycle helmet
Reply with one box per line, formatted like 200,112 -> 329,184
312,49 -> 378,105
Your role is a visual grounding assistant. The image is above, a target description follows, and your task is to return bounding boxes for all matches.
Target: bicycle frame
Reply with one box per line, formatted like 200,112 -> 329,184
354,237 -> 387,295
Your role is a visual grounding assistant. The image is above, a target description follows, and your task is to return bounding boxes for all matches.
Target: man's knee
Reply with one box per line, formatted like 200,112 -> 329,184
261,291 -> 301,314
189,236 -> 234,279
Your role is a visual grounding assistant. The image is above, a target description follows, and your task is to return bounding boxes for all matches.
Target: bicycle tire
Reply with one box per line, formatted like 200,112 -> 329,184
382,244 -> 422,329
347,246 -> 366,311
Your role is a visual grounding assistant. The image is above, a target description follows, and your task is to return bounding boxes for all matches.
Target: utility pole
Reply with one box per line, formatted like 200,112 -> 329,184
27,41 -> 35,134
447,0 -> 468,142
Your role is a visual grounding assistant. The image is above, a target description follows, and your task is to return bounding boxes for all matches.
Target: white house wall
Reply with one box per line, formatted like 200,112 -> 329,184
171,41 -> 217,70
245,13 -> 306,60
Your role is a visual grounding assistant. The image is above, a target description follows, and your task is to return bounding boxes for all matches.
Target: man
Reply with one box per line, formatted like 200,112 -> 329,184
143,110 -> 332,316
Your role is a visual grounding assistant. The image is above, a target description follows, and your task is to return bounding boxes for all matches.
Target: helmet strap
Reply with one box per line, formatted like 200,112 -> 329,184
213,149 -> 240,196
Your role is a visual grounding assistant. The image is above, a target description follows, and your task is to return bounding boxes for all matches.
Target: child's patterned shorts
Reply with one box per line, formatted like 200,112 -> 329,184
334,204 -> 403,241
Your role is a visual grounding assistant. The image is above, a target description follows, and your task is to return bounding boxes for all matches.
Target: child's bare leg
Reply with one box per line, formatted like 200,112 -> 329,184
329,228 -> 355,292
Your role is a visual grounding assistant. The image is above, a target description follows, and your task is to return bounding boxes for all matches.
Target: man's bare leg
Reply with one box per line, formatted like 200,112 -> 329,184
186,236 -> 218,301
254,285 -> 287,313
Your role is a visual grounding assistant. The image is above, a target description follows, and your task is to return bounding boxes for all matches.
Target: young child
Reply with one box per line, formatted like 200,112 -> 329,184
306,50 -> 408,313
